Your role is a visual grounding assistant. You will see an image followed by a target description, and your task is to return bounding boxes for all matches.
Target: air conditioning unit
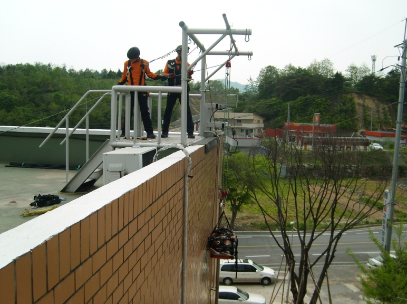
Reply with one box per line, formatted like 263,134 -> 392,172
103,147 -> 156,184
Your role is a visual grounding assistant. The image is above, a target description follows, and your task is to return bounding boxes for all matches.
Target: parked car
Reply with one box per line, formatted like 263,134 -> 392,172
369,143 -> 384,150
219,259 -> 277,286
367,254 -> 396,269
218,286 -> 266,304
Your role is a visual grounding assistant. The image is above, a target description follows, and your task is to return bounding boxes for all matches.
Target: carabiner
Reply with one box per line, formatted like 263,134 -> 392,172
245,29 -> 250,42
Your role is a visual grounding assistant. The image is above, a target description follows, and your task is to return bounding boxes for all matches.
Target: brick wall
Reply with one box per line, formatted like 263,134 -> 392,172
0,143 -> 220,304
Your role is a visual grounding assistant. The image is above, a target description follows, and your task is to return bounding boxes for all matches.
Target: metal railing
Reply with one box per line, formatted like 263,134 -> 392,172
38,87 -> 202,182
39,90 -> 112,182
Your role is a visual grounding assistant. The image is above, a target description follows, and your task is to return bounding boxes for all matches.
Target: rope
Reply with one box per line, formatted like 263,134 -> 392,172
193,64 -> 224,73
149,49 -> 176,64
149,46 -> 198,64
222,58 -> 232,191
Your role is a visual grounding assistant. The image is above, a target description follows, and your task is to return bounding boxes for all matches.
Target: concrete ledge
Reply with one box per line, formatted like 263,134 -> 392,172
0,145 -> 201,269
191,136 -> 219,153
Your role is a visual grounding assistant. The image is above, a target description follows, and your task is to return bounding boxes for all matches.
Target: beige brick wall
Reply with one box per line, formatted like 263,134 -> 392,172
0,143 -> 220,304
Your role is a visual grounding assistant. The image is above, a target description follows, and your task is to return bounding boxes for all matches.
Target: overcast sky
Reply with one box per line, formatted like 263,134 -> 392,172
1,0 -> 406,85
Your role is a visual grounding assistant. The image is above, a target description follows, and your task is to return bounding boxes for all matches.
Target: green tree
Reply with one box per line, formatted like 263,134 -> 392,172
235,138 -> 389,304
347,223 -> 407,304
224,152 -> 253,229
307,58 -> 335,78
346,63 -> 371,88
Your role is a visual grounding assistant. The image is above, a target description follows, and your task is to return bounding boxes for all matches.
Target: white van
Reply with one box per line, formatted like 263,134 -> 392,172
219,259 -> 277,286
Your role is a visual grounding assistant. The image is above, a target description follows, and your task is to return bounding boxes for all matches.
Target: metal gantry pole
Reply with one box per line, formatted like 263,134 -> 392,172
180,22 -> 189,304
385,27 -> 407,252
181,25 -> 189,146
65,116 -> 69,183
200,56 -> 206,137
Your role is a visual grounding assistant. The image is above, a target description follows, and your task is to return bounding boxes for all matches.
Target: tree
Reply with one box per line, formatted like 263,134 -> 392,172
224,152 -> 253,229
347,223 -> 407,303
236,138 -> 390,304
346,63 -> 371,88
307,58 -> 335,78
256,65 -> 279,100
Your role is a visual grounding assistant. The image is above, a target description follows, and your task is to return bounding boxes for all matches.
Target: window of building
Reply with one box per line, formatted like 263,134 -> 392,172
237,119 -> 241,123
241,129 -> 244,132
257,120 -> 260,123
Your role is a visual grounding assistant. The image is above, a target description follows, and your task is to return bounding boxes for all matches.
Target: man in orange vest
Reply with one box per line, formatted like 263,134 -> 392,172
118,47 -> 166,139
161,45 -> 195,139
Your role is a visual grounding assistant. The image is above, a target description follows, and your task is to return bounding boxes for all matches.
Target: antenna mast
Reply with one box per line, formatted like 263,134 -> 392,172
371,55 -> 377,74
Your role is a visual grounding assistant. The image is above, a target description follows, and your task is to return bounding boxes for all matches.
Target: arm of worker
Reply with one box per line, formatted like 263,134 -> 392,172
117,61 -> 128,85
144,60 -> 167,81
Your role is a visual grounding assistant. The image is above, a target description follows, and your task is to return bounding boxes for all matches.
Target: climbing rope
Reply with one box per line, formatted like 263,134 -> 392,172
222,55 -> 232,192
149,45 -> 198,64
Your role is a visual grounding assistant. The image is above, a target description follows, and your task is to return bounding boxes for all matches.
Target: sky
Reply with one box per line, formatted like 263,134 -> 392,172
1,0 -> 406,86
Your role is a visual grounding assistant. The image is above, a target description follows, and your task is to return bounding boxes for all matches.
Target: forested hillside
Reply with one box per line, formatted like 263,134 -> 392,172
235,60 -> 405,133
0,59 -> 404,132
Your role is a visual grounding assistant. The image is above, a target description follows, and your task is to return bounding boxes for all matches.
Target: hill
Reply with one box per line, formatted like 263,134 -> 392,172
214,79 -> 246,92
350,93 -> 396,132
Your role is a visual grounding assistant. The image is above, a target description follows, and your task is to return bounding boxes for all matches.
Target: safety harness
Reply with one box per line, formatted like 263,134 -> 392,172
167,59 -> 180,86
126,59 -> 145,85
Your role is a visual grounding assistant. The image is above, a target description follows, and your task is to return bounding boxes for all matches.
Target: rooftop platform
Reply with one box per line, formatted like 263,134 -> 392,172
0,131 -> 217,235
0,163 -> 100,234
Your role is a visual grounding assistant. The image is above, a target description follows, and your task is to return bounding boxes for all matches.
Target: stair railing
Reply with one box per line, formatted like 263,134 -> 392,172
39,90 -> 113,182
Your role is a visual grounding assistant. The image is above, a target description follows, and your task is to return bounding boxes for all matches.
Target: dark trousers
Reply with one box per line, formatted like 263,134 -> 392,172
122,92 -> 154,135
162,92 -> 194,134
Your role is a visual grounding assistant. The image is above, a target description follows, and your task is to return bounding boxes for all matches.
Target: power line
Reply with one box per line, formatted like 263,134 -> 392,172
328,20 -> 404,59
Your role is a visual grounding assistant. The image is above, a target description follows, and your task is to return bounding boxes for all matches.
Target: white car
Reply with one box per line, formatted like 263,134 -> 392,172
369,143 -> 384,150
218,286 -> 266,304
367,254 -> 396,269
219,259 -> 277,286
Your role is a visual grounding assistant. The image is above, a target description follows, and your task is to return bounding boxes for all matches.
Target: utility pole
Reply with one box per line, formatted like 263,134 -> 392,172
384,19 -> 407,252
312,113 -> 320,150
287,103 -> 290,144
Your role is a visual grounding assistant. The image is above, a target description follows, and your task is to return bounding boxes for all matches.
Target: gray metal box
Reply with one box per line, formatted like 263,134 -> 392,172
103,147 -> 156,184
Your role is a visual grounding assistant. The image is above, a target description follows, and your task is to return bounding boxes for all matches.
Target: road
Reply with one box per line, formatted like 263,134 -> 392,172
236,226 -> 401,267
229,225 -> 406,303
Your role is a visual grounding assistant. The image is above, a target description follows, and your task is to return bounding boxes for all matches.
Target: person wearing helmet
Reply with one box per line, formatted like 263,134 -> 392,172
117,47 -> 167,139
161,45 -> 195,139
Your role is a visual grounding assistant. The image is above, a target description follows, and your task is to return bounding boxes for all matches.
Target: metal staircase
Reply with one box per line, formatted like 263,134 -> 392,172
60,139 -> 113,193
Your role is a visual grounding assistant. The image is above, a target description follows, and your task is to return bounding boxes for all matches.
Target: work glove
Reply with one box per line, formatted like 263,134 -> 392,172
117,82 -> 123,85
169,73 -> 177,79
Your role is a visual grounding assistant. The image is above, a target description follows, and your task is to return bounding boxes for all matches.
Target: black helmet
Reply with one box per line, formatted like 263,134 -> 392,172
127,47 -> 140,59
175,45 -> 189,53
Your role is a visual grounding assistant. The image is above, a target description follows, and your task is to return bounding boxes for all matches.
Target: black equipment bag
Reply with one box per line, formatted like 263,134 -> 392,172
30,194 -> 61,208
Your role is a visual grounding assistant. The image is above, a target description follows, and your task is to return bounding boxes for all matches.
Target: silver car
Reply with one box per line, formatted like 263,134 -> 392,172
369,143 -> 384,150
219,259 -> 277,286
218,286 -> 266,304
367,254 -> 396,269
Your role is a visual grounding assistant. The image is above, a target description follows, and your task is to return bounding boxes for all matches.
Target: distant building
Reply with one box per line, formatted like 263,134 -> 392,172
265,123 -> 337,144
213,112 -> 264,138
266,123 -> 369,150
363,130 -> 407,146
